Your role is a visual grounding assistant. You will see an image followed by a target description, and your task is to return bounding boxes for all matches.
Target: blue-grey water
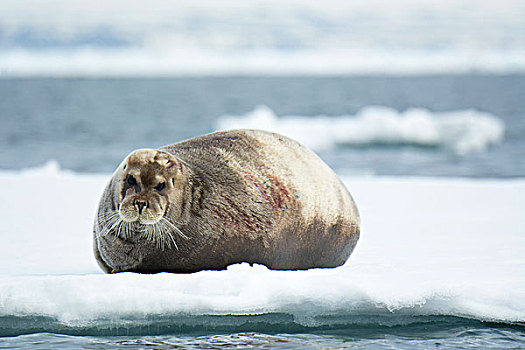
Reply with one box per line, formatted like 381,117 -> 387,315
2,329 -> 525,349
0,314 -> 524,349
1,75 -> 524,177
1,75 -> 524,348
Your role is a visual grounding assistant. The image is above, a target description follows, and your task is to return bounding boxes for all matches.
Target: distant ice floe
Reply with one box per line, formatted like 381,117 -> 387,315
216,106 -> 505,155
2,49 -> 525,77
0,0 -> 524,76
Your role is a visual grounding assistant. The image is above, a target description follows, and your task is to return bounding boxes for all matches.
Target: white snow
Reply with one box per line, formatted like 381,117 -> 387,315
217,106 -> 505,154
0,162 -> 524,325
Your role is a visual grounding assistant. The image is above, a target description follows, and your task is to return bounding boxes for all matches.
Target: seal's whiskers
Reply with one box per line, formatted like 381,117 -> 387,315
157,220 -> 178,250
98,210 -> 188,250
160,217 -> 190,240
98,211 -> 121,237
108,217 -> 122,237
134,219 -> 184,250
144,225 -> 156,245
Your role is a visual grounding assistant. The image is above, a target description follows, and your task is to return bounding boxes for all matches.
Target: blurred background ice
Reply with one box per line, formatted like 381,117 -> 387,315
0,0 -> 524,76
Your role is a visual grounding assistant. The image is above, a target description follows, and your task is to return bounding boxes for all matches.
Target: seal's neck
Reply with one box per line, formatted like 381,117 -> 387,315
177,161 -> 204,223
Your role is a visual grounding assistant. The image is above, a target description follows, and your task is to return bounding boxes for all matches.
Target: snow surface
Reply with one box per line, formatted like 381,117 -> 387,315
0,162 -> 524,326
217,106 -> 505,154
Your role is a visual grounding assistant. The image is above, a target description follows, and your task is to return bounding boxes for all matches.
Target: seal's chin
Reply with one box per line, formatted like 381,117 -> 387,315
138,215 -> 162,225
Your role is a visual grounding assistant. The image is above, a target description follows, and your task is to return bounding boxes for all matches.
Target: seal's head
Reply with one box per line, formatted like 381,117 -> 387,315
118,149 -> 186,225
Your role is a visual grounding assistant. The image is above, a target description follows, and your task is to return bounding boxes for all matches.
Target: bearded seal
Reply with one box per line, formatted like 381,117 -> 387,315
93,129 -> 360,273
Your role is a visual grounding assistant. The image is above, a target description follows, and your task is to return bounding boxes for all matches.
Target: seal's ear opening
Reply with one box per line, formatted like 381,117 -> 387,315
166,159 -> 176,169
156,150 -> 190,175
153,150 -> 179,170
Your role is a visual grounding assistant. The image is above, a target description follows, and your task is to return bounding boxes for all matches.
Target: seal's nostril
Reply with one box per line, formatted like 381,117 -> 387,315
134,200 -> 147,214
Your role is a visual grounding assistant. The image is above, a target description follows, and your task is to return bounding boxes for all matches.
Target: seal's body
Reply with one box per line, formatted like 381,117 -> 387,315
93,129 -> 360,273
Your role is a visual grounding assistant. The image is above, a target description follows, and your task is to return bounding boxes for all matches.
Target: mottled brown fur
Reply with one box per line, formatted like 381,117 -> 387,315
93,129 -> 360,273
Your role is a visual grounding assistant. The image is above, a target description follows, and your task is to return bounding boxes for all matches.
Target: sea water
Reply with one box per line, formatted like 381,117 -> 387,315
1,75 -> 524,177
0,76 -> 524,349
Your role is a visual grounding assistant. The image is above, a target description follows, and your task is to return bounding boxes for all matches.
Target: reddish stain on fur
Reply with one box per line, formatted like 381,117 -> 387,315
213,195 -> 270,232
241,170 -> 291,211
266,175 -> 290,209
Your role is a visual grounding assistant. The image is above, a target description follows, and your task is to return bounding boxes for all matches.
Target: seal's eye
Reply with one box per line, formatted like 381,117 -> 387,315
154,182 -> 166,192
126,175 -> 137,186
